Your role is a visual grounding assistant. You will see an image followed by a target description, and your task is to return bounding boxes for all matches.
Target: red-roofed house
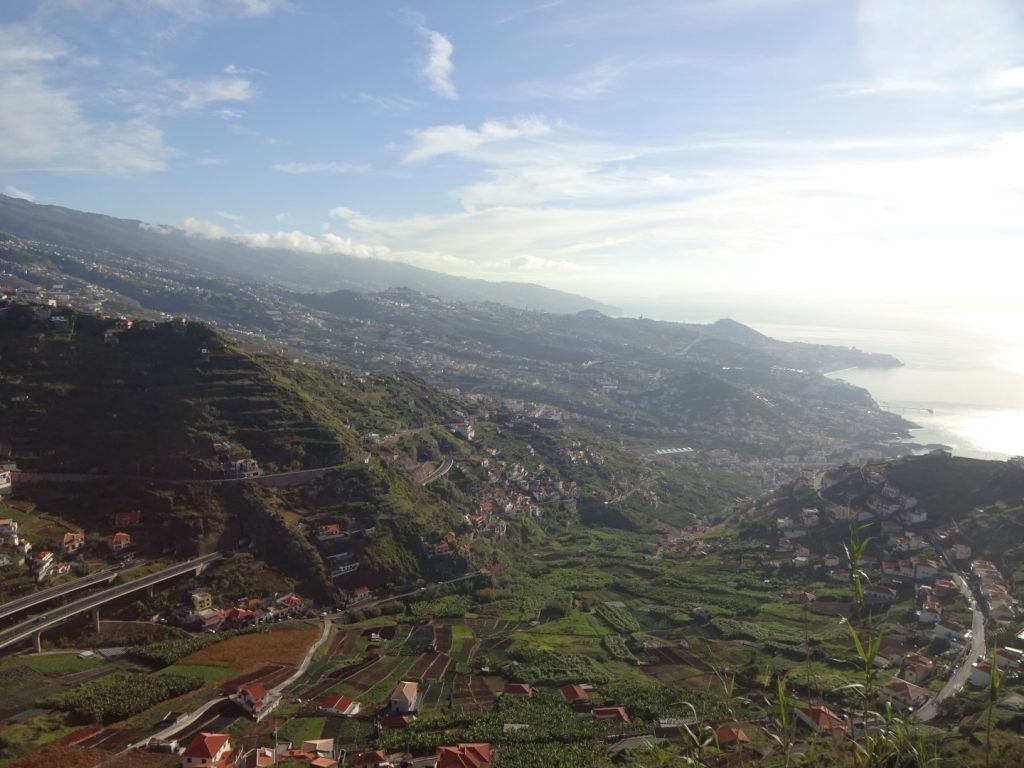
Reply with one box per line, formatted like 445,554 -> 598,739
107,532 -> 131,552
232,683 -> 279,720
560,684 -> 589,707
182,732 -> 232,768
319,695 -> 360,716
317,523 -> 344,539
113,510 -> 141,528
796,705 -> 846,736
436,743 -> 492,768
714,726 -> 750,747
349,586 -> 372,604
242,747 -> 274,768
503,683 -> 533,697
593,706 -> 631,725
879,677 -> 929,711
223,607 -> 255,626
349,751 -> 389,767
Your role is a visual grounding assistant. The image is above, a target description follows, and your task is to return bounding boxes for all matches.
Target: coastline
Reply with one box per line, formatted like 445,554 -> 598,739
826,367 -> 1020,461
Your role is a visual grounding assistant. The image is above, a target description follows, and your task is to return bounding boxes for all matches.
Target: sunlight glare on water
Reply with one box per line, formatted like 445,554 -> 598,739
953,410 -> 1024,458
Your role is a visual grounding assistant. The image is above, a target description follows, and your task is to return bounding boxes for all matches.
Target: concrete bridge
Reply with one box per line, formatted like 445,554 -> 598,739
0,552 -> 222,653
0,565 -> 121,622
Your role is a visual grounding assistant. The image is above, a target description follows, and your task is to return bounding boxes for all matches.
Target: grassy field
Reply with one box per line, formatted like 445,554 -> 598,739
277,716 -> 326,744
512,612 -> 608,655
22,654 -> 102,677
0,503 -> 77,544
156,664 -> 238,684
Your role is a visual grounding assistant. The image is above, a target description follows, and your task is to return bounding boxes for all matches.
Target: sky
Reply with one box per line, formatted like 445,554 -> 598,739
2,0 -> 1024,312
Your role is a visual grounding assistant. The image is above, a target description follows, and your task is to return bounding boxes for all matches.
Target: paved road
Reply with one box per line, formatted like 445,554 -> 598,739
13,464 -> 348,488
274,617 -> 331,695
916,572 -> 985,722
0,553 -> 222,652
128,696 -> 230,750
0,565 -> 121,621
420,454 -> 454,485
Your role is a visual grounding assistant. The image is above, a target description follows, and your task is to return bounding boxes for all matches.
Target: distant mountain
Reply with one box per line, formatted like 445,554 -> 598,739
0,194 -> 619,315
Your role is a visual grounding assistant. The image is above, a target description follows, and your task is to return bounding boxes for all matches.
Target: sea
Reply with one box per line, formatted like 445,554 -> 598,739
625,301 -> 1024,461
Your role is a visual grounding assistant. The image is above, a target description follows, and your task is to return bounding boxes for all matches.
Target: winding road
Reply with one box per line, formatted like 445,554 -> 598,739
420,454 -> 454,485
915,573 -> 985,722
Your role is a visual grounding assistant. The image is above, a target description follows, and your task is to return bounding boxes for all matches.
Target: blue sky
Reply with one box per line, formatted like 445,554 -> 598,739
2,0 -> 1024,311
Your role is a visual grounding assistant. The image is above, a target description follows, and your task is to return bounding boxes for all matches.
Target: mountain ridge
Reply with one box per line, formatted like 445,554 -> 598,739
0,194 -> 620,315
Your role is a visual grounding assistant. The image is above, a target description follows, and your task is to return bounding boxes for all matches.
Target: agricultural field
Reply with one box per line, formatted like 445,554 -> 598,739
181,624 -> 321,668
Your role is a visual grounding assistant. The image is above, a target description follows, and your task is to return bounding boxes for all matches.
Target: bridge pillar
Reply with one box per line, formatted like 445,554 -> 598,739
92,607 -> 101,634
34,631 -> 42,654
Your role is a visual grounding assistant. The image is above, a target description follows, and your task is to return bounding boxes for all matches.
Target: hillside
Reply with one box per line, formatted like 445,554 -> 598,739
0,195 -> 619,314
1,224 -> 915,493
751,452 -> 1024,583
0,299 -> 757,593
0,303 -> 465,477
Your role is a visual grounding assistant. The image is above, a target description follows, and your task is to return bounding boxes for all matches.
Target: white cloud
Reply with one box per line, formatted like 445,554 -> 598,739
0,25 -> 68,64
413,20 -> 457,99
0,64 -> 171,174
89,0 -> 287,21
513,59 -> 633,100
857,0 -> 1019,84
216,211 -> 243,222
271,161 -> 370,174
230,0 -> 286,16
842,78 -> 950,96
328,206 -> 359,220
356,92 -> 418,112
171,76 -> 254,111
181,217 -> 229,238
981,67 -> 1024,90
224,63 -> 263,76
321,130 -> 1024,298
3,185 -> 34,201
404,117 -> 552,163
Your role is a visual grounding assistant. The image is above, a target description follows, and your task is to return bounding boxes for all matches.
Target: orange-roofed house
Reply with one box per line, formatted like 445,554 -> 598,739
436,743 -> 493,768
319,695 -> 360,716
560,684 -> 590,707
62,531 -> 85,554
182,732 -> 232,768
310,758 -> 337,768
593,706 -> 631,725
714,726 -> 749,747
503,683 -> 533,697
107,531 -> 131,552
795,705 -> 846,736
